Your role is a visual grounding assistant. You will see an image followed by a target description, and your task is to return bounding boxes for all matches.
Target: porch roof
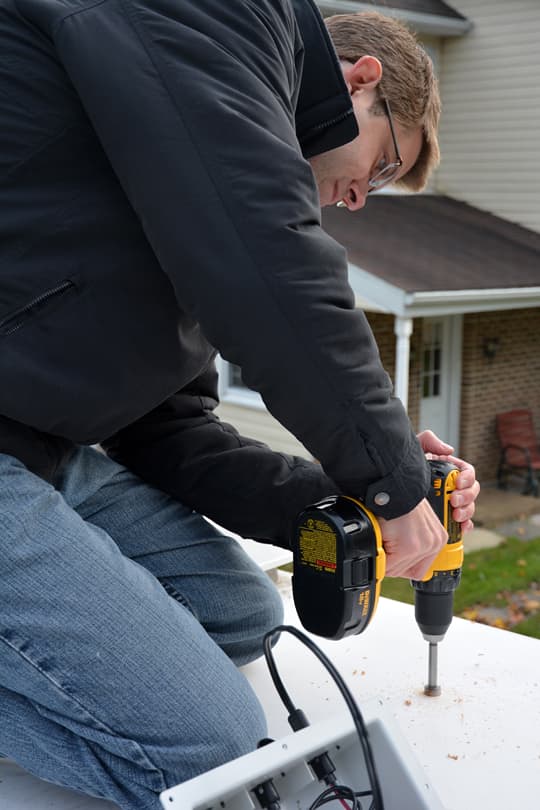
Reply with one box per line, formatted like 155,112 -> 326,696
316,0 -> 471,36
321,195 -> 540,317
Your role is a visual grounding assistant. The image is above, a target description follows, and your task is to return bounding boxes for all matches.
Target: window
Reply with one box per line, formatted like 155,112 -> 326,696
421,321 -> 442,398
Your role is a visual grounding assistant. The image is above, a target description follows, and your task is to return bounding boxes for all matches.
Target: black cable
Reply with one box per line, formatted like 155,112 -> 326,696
309,784 -> 360,810
308,782 -> 376,810
253,777 -> 281,810
263,625 -> 385,810
263,632 -> 296,716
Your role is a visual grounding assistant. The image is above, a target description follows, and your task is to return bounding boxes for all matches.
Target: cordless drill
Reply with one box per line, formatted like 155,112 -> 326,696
292,459 -> 464,695
413,461 -> 463,695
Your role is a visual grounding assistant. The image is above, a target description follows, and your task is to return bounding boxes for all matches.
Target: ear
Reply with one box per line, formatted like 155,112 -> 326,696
341,55 -> 383,96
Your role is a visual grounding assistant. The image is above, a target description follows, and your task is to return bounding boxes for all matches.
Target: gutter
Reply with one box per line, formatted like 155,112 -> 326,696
347,264 -> 540,317
404,287 -> 540,317
316,2 -> 472,36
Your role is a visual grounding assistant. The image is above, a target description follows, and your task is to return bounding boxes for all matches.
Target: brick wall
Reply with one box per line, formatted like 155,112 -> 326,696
368,308 -> 540,486
460,308 -> 540,484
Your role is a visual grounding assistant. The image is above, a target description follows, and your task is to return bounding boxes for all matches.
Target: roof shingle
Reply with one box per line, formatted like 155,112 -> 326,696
321,195 -> 540,293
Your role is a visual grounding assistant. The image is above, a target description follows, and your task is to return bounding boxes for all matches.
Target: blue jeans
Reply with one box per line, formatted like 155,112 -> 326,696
0,447 -> 283,809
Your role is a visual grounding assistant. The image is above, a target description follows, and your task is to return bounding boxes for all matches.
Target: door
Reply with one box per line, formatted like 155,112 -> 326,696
418,316 -> 462,450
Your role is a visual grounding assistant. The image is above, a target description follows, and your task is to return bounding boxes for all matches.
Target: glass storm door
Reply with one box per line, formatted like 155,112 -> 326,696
418,318 -> 452,443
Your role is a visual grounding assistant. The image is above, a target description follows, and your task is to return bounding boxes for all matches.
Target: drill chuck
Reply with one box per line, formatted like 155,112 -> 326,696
413,568 -> 462,641
414,588 -> 456,642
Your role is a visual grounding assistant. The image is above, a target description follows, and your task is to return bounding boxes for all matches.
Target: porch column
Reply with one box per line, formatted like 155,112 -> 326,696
394,316 -> 413,411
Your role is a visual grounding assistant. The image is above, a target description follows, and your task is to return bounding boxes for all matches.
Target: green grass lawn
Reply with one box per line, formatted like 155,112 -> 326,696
381,535 -> 540,639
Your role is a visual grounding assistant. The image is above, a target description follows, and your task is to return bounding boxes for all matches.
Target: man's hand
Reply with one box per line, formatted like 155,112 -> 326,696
417,429 -> 480,533
380,430 -> 480,579
379,498 -> 448,579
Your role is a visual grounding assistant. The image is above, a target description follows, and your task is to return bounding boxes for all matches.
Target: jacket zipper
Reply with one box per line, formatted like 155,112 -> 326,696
0,280 -> 75,336
308,109 -> 354,135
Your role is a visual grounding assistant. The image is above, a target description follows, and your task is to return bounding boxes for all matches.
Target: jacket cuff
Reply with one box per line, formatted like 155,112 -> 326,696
363,434 -> 431,520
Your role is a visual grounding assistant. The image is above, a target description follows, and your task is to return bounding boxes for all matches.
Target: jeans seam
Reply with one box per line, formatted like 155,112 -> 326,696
0,634 -> 168,793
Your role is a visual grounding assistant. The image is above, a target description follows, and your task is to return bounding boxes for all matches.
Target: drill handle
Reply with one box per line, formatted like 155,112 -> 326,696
419,461 -> 464,583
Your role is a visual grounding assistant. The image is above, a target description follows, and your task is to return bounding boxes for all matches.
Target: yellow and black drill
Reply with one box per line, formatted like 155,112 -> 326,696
292,459 -> 464,696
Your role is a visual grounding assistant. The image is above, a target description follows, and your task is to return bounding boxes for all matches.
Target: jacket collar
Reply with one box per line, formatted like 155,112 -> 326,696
291,0 -> 359,158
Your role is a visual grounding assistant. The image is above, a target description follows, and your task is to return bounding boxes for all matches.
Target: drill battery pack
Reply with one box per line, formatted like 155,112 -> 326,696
292,495 -> 386,639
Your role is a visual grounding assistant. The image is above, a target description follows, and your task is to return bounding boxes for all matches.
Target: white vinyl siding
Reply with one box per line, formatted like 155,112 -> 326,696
215,401 -> 312,459
436,1 -> 540,232
216,357 -> 312,457
419,36 -> 441,194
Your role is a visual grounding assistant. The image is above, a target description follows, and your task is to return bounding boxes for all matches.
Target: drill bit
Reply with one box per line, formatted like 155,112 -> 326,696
424,641 -> 441,697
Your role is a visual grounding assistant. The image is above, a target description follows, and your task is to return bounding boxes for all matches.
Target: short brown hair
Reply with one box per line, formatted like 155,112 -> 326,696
325,11 -> 441,191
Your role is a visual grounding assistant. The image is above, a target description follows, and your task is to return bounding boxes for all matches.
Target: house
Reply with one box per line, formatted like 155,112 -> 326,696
216,0 -> 540,486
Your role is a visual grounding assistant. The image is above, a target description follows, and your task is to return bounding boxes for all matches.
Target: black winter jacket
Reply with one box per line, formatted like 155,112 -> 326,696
0,0 -> 430,545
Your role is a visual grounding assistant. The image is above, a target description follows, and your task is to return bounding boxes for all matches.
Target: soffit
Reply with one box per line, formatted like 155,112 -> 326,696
316,1 -> 471,36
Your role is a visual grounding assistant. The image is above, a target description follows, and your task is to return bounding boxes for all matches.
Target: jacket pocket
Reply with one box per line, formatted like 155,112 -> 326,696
0,280 -> 76,336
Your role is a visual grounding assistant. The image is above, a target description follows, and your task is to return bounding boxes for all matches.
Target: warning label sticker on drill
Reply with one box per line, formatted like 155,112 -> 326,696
298,519 -> 337,573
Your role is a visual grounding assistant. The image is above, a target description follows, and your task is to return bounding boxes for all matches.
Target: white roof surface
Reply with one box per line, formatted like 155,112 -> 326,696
1,570 -> 539,810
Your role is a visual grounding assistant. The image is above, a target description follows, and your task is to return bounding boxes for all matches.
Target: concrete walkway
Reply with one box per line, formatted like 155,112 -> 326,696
466,485 -> 540,551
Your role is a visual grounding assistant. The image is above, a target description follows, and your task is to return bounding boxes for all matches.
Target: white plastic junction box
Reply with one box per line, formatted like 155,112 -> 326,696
159,707 -> 445,810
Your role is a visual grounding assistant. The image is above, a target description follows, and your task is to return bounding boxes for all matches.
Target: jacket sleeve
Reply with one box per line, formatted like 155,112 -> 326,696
32,0 -> 430,518
103,361 -> 338,547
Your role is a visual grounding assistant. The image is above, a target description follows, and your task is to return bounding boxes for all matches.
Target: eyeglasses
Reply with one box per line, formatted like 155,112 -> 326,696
368,97 -> 403,192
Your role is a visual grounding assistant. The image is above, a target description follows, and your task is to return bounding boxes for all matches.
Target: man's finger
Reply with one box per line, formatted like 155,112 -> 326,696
417,429 -> 454,456
446,455 -> 477,486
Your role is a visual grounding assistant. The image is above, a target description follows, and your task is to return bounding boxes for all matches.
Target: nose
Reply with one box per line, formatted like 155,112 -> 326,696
343,182 -> 367,210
